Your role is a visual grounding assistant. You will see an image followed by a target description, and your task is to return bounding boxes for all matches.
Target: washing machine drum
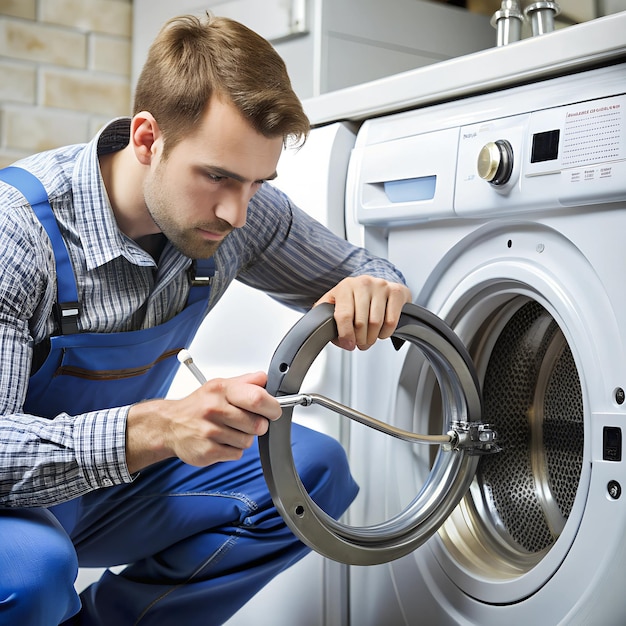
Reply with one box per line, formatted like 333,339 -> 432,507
444,300 -> 584,577
259,302 -> 493,566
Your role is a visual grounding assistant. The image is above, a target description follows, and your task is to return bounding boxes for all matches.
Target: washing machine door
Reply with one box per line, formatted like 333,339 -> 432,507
259,302 -> 495,566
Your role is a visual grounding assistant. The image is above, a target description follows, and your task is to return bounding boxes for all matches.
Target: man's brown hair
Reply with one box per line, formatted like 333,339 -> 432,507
133,13 -> 310,155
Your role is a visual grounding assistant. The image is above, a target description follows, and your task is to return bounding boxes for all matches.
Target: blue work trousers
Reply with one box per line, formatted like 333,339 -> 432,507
0,423 -> 358,625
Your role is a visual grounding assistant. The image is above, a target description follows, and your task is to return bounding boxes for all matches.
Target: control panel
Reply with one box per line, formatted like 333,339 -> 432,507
455,93 -> 626,216
352,77 -> 626,227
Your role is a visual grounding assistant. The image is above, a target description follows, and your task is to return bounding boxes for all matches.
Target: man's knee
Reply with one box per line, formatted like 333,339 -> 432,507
0,508 -> 80,625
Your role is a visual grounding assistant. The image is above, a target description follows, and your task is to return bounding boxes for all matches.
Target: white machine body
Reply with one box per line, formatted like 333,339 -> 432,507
344,60 -> 626,625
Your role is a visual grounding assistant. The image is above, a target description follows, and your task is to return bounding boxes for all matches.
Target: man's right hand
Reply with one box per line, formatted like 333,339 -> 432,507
125,371 -> 282,474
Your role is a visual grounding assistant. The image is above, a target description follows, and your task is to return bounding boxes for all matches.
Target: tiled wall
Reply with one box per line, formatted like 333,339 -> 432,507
0,0 -> 132,167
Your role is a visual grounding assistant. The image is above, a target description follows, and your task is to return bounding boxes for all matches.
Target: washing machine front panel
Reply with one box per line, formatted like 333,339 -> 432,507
347,62 -> 626,624
389,215 -> 625,599
384,222 -> 626,623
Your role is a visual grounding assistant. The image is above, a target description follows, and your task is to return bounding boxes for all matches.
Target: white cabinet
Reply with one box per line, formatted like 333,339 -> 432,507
132,0 -> 494,99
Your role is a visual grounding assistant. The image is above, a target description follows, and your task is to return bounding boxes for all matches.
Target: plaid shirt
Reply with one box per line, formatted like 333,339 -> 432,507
0,118 -> 405,507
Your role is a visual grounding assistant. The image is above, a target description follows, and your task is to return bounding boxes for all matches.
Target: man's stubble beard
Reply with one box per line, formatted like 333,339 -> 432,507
143,168 -> 232,260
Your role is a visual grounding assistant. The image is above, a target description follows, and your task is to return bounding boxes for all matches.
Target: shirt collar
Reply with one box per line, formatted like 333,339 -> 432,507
72,118 -> 160,271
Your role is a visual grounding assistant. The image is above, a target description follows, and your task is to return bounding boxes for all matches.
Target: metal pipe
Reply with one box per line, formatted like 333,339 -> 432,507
525,1 -> 561,36
491,0 -> 525,46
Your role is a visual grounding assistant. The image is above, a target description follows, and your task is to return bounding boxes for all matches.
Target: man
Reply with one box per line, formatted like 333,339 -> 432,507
0,14 -> 410,626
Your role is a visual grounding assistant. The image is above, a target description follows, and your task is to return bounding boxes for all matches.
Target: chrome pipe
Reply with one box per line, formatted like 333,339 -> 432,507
491,0 -> 525,46
525,1 -> 561,36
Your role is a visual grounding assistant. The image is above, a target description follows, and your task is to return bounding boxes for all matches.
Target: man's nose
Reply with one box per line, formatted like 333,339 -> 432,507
215,187 -> 252,229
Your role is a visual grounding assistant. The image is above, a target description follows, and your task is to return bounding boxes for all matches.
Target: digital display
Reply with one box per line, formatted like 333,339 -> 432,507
531,129 -> 560,163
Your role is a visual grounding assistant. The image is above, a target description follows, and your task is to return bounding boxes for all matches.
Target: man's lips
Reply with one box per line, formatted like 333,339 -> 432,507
196,227 -> 230,241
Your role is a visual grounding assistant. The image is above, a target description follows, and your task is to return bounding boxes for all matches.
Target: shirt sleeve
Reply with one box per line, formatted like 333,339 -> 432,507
0,194 -> 134,508
0,408 -> 132,507
230,183 -> 407,310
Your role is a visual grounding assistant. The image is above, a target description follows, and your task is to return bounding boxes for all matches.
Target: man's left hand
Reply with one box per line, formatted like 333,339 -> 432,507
315,276 -> 412,351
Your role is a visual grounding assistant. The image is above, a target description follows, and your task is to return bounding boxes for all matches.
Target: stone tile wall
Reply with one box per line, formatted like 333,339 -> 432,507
0,0 -> 132,167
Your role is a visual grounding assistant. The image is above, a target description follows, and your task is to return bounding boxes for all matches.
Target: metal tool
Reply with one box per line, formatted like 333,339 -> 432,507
177,349 -> 208,384
178,349 -> 498,455
278,392 -> 453,445
277,392 -> 498,454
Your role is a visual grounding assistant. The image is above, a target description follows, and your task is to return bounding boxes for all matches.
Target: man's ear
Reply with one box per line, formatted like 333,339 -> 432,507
130,112 -> 162,165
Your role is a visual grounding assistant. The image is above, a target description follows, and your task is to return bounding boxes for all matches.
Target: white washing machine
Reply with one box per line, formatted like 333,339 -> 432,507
342,54 -> 626,624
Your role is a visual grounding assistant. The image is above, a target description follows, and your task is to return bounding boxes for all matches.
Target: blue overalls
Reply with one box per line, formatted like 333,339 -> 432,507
0,168 -> 358,625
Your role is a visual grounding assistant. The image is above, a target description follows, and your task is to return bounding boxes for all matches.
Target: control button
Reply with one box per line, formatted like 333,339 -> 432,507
477,139 -> 514,186
608,480 -> 621,500
603,426 -> 622,462
477,142 -> 500,181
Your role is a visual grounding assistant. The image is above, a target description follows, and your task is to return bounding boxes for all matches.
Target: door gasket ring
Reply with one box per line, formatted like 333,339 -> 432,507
259,301 -> 483,565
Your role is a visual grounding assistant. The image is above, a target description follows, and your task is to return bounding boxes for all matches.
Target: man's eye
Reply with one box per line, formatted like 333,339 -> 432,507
207,173 -> 225,182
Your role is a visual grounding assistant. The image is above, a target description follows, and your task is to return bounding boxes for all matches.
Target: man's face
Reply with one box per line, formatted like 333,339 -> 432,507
143,97 -> 283,259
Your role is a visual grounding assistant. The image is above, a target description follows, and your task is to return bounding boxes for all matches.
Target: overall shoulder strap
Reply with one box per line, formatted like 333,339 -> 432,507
187,257 -> 216,305
0,166 -> 80,334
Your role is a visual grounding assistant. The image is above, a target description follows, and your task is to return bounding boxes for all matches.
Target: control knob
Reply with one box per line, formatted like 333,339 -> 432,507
477,139 -> 514,186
